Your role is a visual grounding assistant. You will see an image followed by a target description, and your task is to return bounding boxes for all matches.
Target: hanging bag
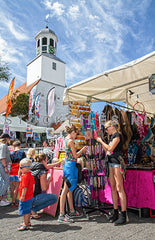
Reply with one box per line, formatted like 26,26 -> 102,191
76,163 -> 82,183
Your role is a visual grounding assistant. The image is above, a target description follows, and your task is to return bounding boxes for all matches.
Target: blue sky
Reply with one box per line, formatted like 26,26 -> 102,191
0,0 -> 155,113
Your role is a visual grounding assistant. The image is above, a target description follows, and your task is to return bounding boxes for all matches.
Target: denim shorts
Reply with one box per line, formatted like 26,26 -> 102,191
108,163 -> 120,168
19,198 -> 33,215
10,175 -> 19,182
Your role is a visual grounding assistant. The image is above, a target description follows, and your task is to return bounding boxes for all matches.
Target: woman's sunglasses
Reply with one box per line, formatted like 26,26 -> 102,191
105,126 -> 111,131
20,166 -> 31,169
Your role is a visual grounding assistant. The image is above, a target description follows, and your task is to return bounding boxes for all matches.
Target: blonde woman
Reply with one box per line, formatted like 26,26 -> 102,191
26,148 -> 36,163
96,120 -> 128,225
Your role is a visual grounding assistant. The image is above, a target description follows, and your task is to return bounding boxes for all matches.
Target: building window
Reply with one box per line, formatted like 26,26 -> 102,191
53,62 -> 56,70
37,39 -> 40,47
42,46 -> 47,52
42,37 -> 47,45
50,38 -> 54,46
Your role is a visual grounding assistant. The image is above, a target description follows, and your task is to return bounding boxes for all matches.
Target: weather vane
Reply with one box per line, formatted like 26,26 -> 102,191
45,14 -> 49,28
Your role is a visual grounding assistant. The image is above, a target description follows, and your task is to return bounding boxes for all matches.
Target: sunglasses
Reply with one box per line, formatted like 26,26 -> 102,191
20,166 -> 31,169
105,126 -> 111,131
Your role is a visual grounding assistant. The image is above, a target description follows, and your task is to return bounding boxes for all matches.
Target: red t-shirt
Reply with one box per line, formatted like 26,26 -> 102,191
19,172 -> 35,201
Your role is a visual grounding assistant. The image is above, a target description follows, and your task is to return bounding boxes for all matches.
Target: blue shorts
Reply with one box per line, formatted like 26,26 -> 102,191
108,163 -> 120,168
10,175 -> 19,182
19,198 -> 33,215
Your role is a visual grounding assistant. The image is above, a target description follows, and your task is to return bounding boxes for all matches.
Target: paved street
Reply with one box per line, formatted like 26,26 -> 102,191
0,205 -> 155,240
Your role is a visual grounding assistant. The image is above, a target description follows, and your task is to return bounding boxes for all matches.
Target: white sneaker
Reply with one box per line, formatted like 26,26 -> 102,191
0,200 -> 11,206
5,200 -> 11,204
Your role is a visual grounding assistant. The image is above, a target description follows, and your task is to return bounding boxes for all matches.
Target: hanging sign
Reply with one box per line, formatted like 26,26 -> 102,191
33,132 -> 41,141
26,127 -> 33,138
3,124 -> 10,135
46,128 -> 54,139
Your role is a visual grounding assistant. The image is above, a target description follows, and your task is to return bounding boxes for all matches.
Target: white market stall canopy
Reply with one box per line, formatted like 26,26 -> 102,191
63,51 -> 155,115
0,114 -> 46,133
54,119 -> 69,134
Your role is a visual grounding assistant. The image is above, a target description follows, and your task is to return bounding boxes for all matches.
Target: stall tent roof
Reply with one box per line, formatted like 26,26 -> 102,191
54,119 -> 69,134
0,114 -> 46,133
63,51 -> 155,115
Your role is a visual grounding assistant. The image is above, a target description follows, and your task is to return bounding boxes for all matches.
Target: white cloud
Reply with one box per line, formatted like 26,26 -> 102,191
0,0 -> 153,99
6,20 -> 29,41
0,10 -> 29,41
44,0 -> 65,16
67,5 -> 80,20
0,37 -> 20,63
89,14 -> 99,21
53,0 -> 153,86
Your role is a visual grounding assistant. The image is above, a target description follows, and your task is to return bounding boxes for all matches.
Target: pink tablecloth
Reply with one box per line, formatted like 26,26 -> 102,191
43,168 -> 63,216
92,170 -> 155,210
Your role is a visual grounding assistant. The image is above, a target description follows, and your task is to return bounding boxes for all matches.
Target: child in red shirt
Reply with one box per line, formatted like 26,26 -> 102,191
18,158 -> 35,231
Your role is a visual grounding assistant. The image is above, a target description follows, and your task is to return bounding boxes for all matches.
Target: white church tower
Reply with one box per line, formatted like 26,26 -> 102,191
27,24 -> 68,127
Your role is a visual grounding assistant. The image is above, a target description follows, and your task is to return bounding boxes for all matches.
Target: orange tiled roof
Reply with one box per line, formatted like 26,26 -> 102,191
51,122 -> 62,130
0,80 -> 39,114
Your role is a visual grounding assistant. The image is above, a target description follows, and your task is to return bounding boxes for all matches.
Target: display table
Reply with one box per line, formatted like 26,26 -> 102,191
91,170 -> 155,215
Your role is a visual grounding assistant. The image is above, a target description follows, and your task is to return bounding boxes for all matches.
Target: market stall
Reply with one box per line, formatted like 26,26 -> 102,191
62,51 -> 155,217
0,114 -> 47,146
0,114 -> 46,133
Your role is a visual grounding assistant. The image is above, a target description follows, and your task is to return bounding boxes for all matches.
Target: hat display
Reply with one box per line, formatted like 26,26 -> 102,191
0,133 -> 11,139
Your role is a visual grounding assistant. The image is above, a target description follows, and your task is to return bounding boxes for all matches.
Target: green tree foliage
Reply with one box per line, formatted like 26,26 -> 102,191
0,58 -> 10,82
10,92 -> 29,121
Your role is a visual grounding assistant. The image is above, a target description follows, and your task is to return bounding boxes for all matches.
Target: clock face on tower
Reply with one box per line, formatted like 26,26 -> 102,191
49,46 -> 55,54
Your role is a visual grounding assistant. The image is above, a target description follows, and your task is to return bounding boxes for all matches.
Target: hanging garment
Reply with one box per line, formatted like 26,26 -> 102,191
95,112 -> 99,129
102,105 -> 114,121
120,110 -> 133,151
137,113 -> 148,141
114,108 -> 127,148
126,111 -> 140,140
128,143 -> 138,165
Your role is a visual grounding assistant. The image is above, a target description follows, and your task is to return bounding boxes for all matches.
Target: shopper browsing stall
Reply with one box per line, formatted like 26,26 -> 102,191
10,140 -> 26,206
58,125 -> 87,223
26,148 -> 36,163
30,153 -> 60,219
95,120 -> 128,225
0,133 -> 11,207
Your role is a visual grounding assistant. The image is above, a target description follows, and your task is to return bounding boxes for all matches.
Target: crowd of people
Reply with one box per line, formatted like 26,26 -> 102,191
0,134 -> 60,230
0,120 -> 128,231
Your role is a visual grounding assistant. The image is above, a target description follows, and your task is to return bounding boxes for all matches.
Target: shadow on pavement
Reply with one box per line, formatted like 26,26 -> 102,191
30,223 -> 82,232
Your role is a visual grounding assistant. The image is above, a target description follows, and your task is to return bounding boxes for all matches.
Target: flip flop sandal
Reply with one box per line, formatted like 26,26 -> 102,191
18,225 -> 29,231
11,202 -> 19,207
20,222 -> 31,226
31,214 -> 41,219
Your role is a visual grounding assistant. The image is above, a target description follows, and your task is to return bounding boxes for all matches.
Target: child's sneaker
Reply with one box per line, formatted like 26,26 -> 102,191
58,214 -> 74,223
69,210 -> 83,218
0,200 -> 10,206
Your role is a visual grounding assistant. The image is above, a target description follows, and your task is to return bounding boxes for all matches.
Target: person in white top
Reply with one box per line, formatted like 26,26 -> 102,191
0,133 -> 11,206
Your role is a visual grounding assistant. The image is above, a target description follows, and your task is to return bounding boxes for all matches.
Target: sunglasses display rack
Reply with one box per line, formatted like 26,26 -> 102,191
81,129 -> 112,218
68,103 -> 112,217
69,101 -> 91,150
